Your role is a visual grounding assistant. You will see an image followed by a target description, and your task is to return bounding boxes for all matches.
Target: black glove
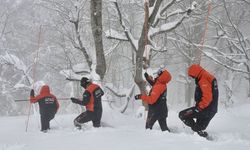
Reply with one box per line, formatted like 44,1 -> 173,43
187,9 -> 192,15
30,89 -> 35,97
134,94 -> 141,100
144,72 -> 149,78
71,97 -> 80,104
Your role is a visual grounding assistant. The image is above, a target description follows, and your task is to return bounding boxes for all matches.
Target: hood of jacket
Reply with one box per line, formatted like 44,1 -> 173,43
39,85 -> 51,95
188,64 -> 204,78
156,70 -> 171,85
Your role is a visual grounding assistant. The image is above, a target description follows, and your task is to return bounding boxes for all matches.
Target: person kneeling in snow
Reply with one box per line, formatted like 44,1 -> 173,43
179,64 -> 218,137
71,77 -> 104,129
135,68 -> 171,132
30,85 -> 59,132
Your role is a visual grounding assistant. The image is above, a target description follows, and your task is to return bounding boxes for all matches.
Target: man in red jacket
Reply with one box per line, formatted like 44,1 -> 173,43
30,85 -> 59,132
135,69 -> 171,132
70,77 -> 104,129
179,64 -> 218,137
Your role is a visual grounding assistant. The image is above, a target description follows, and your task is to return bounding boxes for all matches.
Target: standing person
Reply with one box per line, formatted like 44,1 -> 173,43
70,77 -> 104,129
135,68 -> 172,132
30,85 -> 59,132
179,64 -> 218,137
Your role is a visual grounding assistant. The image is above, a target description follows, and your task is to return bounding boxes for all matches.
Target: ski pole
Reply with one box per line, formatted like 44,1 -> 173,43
25,103 -> 32,132
15,97 -> 70,102
26,25 -> 43,132
15,98 -> 116,102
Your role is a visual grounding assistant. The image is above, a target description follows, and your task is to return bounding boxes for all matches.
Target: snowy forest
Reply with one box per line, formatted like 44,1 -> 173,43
1,0 -> 250,149
0,0 -> 249,115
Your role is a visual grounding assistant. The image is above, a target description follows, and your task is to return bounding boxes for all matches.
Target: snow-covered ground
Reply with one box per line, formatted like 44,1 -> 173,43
1,102 -> 250,150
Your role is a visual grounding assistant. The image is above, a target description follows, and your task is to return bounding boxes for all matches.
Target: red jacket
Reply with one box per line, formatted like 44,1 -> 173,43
85,83 -> 101,112
30,85 -> 59,112
141,70 -> 171,104
188,64 -> 216,110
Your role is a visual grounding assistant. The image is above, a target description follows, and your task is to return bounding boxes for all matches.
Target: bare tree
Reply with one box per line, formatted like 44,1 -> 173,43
106,0 -> 194,95
40,0 -> 92,70
168,0 -> 250,103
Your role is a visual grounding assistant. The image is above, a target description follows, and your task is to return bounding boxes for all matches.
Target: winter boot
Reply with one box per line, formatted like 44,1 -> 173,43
197,130 -> 208,137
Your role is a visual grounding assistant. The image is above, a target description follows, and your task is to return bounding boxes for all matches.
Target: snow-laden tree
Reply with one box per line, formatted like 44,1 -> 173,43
166,0 -> 250,105
106,0 -> 196,99
211,0 -> 250,99
40,0 -> 106,81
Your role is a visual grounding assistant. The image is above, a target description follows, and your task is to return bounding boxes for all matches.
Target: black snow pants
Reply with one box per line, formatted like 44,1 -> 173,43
146,116 -> 170,132
74,110 -> 102,128
40,111 -> 56,131
179,107 -> 216,132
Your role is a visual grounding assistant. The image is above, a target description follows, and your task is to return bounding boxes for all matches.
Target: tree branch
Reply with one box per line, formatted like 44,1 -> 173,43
150,14 -> 187,37
113,1 -> 138,51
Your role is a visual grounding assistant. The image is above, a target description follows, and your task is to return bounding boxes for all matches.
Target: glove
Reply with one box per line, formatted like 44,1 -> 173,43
134,94 -> 141,100
30,89 -> 35,97
144,72 -> 149,78
71,97 -> 79,104
187,9 -> 192,15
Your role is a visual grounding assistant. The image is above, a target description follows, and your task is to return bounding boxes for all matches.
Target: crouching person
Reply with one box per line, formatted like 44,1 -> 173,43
30,85 -> 59,132
179,64 -> 218,137
71,77 -> 104,129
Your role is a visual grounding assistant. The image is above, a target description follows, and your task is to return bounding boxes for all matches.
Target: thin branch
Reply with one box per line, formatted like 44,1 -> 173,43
105,85 -> 126,97
223,0 -> 249,60
113,1 -> 138,51
150,14 -> 187,37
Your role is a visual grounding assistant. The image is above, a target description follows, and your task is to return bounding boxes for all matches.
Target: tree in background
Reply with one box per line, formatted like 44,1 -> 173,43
106,0 -> 195,98
90,0 -> 106,80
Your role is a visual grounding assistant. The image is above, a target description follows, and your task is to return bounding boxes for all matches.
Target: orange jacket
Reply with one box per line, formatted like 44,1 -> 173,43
30,85 -> 59,112
83,83 -> 104,112
188,64 -> 215,110
141,70 -> 171,104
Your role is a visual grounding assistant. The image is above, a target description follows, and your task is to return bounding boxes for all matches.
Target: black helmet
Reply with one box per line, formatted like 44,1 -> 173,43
80,77 -> 90,88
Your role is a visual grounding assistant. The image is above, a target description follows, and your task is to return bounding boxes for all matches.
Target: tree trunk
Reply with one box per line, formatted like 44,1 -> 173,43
90,0 -> 106,80
134,2 -> 149,95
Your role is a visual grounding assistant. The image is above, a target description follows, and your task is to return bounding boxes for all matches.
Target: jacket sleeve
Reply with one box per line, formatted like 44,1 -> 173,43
54,96 -> 59,112
197,80 -> 213,110
30,95 -> 43,103
140,85 -> 163,104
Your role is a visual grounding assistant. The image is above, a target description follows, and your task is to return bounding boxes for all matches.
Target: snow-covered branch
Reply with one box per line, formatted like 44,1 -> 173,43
105,84 -> 126,97
104,29 -> 128,41
149,15 -> 187,37
0,52 -> 33,88
151,0 -> 183,27
105,41 -> 120,56
166,36 -> 250,75
240,0 -> 250,5
223,0 -> 249,60
112,1 -> 138,51
105,84 -> 135,113
203,51 -> 250,75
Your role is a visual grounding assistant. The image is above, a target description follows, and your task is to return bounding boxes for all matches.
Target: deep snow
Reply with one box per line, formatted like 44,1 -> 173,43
1,102 -> 250,150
